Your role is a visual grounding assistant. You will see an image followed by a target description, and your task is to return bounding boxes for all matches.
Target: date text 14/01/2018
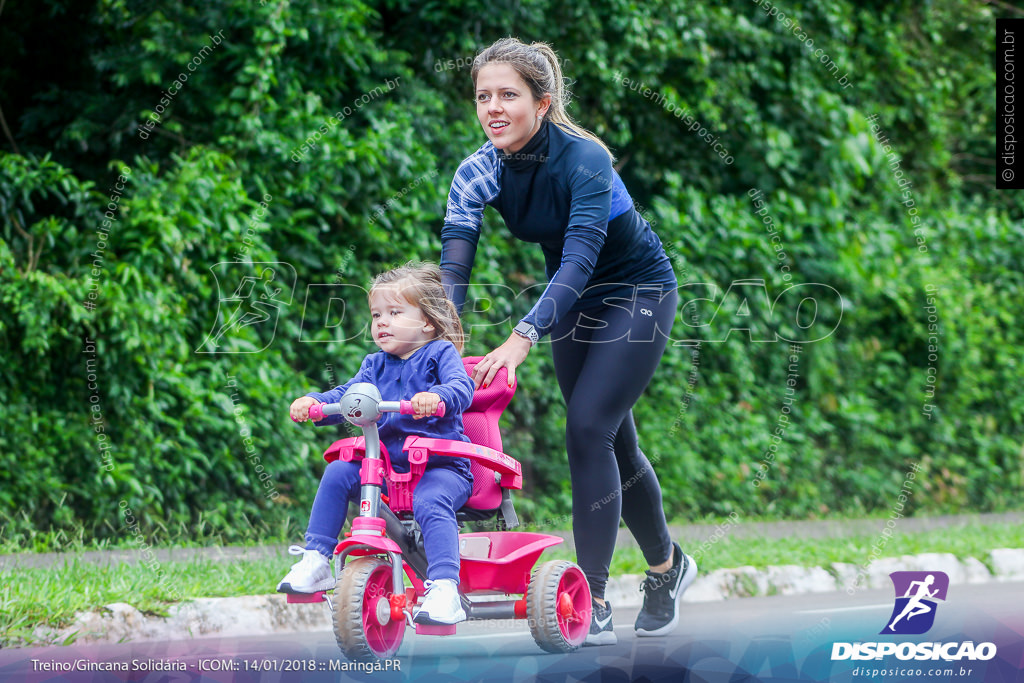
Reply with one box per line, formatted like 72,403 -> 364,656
198,658 -> 402,673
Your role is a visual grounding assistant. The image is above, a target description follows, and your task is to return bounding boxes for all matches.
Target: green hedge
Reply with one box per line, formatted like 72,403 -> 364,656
0,0 -> 1020,544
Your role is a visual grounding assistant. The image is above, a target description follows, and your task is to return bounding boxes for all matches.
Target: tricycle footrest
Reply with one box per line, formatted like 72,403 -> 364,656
415,623 -> 457,635
285,591 -> 327,604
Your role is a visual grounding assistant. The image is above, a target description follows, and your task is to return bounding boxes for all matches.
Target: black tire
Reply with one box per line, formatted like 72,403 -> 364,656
334,556 -> 405,661
526,559 -> 591,653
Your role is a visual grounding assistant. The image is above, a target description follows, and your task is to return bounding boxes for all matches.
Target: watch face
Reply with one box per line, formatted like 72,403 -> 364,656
515,322 -> 538,343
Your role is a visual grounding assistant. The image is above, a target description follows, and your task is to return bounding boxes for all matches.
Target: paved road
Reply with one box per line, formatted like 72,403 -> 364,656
3,582 -> 1021,682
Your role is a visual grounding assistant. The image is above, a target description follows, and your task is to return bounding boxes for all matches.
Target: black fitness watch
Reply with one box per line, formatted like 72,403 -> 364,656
513,320 -> 539,346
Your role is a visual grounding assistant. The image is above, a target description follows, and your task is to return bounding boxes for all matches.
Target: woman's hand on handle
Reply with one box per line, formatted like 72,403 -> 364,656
473,333 -> 532,389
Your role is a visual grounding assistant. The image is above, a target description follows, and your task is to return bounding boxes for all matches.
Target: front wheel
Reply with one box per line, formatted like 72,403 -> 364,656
526,560 -> 591,653
334,557 -> 405,661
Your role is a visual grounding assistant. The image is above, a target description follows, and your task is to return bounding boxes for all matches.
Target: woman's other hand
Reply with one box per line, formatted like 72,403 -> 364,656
473,333 -> 532,389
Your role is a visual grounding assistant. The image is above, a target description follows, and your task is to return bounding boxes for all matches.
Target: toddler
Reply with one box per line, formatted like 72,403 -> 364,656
278,262 -> 475,625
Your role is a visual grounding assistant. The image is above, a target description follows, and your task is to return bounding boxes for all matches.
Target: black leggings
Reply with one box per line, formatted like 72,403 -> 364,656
549,287 -> 678,600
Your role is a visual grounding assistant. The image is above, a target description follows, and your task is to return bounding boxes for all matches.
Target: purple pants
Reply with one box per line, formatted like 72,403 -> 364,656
305,459 -> 472,582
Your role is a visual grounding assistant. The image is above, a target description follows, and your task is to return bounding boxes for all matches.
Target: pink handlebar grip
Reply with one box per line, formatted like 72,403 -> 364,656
307,403 -> 325,421
399,400 -> 445,417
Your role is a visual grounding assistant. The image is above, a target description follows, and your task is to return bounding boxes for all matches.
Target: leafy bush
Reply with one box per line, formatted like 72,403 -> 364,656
0,0 -> 1020,544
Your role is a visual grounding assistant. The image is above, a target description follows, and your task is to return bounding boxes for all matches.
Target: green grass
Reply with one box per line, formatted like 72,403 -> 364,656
0,510 -> 301,555
0,554 -> 296,648
2,520 -> 1021,648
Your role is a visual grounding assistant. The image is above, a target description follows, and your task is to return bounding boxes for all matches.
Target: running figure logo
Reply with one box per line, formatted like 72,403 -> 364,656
197,262 -> 296,353
880,571 -> 949,635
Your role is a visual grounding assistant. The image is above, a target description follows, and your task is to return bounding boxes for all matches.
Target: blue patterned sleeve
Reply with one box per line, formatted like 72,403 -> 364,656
441,149 -> 501,314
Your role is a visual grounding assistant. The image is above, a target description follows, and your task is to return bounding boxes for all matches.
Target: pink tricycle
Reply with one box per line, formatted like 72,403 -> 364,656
287,357 -> 591,661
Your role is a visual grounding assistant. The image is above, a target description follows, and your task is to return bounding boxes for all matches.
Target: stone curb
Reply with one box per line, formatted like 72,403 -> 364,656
33,548 -> 1024,648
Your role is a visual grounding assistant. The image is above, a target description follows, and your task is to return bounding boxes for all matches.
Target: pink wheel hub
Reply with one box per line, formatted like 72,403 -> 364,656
373,595 -> 391,625
362,564 -> 404,656
556,567 -> 590,644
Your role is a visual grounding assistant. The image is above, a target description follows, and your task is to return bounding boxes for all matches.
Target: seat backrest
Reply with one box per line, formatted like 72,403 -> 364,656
460,357 -> 516,452
460,356 -> 516,510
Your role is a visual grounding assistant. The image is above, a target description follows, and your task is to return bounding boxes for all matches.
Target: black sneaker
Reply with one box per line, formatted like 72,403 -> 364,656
634,541 -> 697,636
584,599 -> 617,646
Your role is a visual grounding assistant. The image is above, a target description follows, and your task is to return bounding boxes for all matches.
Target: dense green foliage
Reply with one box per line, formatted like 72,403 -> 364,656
1,0 -> 1020,543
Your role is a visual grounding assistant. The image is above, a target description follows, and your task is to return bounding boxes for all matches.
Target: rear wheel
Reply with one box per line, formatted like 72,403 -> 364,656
526,560 -> 591,653
334,557 -> 405,661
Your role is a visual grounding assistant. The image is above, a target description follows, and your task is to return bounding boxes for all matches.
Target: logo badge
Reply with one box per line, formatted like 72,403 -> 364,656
197,262 -> 296,353
881,571 -> 949,635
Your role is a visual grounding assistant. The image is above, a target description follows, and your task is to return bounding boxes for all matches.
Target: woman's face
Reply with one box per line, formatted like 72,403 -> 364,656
475,63 -> 550,154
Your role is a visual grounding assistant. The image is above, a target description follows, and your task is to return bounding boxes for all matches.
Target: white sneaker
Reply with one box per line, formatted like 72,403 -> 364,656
413,579 -> 466,625
276,545 -> 334,594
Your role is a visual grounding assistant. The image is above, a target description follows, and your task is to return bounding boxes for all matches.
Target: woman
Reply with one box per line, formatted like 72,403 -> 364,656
439,37 -> 697,645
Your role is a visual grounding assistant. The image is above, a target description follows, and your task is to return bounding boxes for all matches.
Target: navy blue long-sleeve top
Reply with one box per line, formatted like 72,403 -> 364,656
440,120 -> 676,338
306,339 -> 475,478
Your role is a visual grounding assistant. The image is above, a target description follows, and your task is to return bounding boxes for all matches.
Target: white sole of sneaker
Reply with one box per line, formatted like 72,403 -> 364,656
584,630 -> 618,646
413,608 -> 467,626
276,577 -> 335,594
635,553 -> 698,637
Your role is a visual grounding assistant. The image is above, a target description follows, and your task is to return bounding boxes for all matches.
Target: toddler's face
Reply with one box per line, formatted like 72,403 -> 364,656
369,286 -> 435,359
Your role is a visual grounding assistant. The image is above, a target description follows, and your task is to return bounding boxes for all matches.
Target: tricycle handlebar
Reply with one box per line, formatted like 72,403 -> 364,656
397,400 -> 446,418
306,399 -> 445,422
